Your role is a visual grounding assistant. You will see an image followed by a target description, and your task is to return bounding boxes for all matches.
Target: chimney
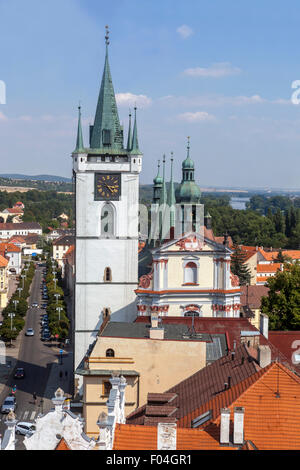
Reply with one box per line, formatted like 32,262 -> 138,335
260,314 -> 269,339
220,408 -> 230,445
157,423 -> 177,450
233,407 -> 244,445
258,345 -> 271,368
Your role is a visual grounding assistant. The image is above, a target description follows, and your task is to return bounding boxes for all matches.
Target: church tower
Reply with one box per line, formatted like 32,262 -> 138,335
72,28 -> 142,390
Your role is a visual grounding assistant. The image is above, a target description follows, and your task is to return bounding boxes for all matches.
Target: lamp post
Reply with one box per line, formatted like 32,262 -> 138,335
8,313 -> 15,346
53,278 -> 57,290
17,288 -> 22,298
54,294 -> 60,305
21,275 -> 25,289
13,300 -> 19,312
56,307 -> 63,321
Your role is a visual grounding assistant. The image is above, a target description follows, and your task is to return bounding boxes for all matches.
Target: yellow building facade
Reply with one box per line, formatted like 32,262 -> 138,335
80,321 -> 208,436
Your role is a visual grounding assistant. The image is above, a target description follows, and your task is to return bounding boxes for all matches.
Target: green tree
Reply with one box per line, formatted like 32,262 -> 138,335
230,245 -> 252,286
261,262 -> 300,330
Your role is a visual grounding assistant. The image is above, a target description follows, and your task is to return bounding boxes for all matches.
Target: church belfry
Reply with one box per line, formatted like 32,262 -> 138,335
72,27 -> 142,395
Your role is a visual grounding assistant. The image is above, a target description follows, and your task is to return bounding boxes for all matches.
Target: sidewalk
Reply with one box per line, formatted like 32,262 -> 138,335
0,327 -> 24,397
41,348 -> 74,413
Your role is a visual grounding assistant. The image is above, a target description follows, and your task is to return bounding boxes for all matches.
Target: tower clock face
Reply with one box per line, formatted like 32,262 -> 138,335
94,173 -> 121,201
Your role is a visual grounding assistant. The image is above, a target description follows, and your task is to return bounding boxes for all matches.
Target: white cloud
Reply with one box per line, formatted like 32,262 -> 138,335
116,93 -> 152,109
160,94 -> 266,107
177,111 -> 216,122
177,25 -> 194,39
184,62 -> 241,78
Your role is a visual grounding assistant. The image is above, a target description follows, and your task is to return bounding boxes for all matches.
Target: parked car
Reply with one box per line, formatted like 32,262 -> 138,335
14,368 -> 25,379
41,333 -> 51,342
41,304 -> 48,309
1,396 -> 16,414
16,422 -> 36,436
25,328 -> 35,337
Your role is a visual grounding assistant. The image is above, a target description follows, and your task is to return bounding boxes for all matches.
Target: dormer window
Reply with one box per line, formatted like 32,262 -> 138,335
102,129 -> 111,146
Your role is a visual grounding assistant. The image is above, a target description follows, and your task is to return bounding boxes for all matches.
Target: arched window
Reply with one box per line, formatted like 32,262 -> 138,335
101,204 -> 115,236
184,311 -> 200,317
104,267 -> 112,283
106,349 -> 115,358
184,262 -> 197,284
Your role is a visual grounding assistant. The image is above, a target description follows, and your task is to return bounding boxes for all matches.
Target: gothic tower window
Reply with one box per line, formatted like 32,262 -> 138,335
184,262 -> 198,284
101,204 -> 115,236
104,267 -> 112,283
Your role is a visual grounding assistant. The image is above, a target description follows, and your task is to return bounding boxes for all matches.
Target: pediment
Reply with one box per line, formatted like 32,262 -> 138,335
153,231 -> 231,254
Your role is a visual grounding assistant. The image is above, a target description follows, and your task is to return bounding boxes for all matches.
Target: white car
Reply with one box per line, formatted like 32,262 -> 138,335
16,422 -> 36,436
25,328 -> 35,337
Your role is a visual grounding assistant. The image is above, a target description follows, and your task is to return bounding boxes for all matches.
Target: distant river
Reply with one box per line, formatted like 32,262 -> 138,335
230,197 -> 250,210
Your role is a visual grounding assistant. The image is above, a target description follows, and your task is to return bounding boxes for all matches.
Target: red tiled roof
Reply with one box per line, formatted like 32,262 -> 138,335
120,362 -> 300,450
113,423 -> 236,450
0,243 -> 21,254
258,248 -> 300,262
0,254 -> 8,268
240,285 -> 269,309
268,331 -> 300,365
55,438 -> 71,450
0,223 -> 41,230
5,207 -> 23,214
257,263 -> 282,273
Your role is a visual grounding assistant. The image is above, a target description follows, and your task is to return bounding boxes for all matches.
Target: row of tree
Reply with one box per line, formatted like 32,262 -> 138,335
44,259 -> 70,340
0,262 -> 35,342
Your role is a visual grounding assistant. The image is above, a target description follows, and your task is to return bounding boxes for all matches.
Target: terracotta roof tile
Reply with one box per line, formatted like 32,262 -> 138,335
257,263 -> 282,273
55,438 -> 71,450
119,363 -> 300,450
0,255 -> 8,268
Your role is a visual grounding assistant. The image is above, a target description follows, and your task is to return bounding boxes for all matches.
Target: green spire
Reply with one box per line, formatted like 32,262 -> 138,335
131,107 -> 140,153
160,155 -> 167,205
75,105 -> 84,152
168,153 -> 176,230
153,160 -> 163,204
182,136 -> 195,172
127,111 -> 132,151
153,160 -> 163,185
90,26 -> 123,150
167,153 -> 176,206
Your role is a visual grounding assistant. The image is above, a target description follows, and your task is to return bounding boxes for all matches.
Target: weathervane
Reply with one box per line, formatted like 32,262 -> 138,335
105,25 -> 110,45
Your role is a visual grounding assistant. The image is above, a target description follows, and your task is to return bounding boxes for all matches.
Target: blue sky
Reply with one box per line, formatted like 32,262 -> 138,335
1,0 -> 300,188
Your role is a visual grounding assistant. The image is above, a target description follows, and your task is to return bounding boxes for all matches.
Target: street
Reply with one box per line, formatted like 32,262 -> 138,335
0,264 -> 70,449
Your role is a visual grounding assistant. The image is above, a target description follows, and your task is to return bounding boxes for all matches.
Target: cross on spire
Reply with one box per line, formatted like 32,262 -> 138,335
105,25 -> 110,46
